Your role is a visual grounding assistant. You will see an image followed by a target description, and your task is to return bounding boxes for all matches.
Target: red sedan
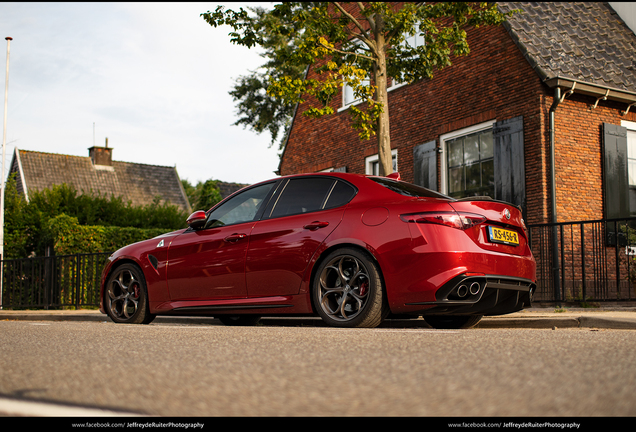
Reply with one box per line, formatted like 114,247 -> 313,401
99,173 -> 536,329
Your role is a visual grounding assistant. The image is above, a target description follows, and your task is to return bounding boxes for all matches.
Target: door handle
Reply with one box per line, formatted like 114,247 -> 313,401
303,221 -> 330,230
224,233 -> 247,242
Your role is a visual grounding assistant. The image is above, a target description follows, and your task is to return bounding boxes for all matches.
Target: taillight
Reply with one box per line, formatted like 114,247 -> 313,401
400,211 -> 486,230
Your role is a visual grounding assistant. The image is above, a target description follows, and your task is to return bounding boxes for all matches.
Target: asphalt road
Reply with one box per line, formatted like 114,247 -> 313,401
0,320 -> 635,417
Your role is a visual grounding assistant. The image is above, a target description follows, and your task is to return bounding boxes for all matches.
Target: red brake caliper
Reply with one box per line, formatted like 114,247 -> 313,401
359,281 -> 368,296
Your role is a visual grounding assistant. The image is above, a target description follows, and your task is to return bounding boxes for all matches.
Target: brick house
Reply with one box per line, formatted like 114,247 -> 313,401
9,144 -> 192,214
277,2 -> 636,302
278,2 -> 636,223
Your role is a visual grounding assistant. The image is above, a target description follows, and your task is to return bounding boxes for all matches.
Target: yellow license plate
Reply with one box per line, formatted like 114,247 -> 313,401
487,226 -> 519,246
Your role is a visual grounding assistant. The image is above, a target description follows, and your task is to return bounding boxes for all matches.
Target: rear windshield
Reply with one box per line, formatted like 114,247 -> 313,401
369,177 -> 451,200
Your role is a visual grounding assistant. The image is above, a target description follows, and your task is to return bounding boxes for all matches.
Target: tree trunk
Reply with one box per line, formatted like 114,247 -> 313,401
373,28 -> 392,176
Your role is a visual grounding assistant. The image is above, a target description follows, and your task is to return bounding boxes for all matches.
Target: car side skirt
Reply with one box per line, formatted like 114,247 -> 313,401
150,294 -> 314,316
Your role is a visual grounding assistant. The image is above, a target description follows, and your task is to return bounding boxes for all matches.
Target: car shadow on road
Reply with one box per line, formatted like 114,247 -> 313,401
257,316 -> 434,328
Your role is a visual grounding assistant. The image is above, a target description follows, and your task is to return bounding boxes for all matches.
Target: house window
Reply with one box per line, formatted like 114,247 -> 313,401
623,120 -> 636,215
403,23 -> 425,50
319,167 -> 347,174
342,75 -> 370,107
390,23 -> 425,89
340,39 -> 371,109
342,24 -> 425,107
365,149 -> 397,175
440,121 -> 495,198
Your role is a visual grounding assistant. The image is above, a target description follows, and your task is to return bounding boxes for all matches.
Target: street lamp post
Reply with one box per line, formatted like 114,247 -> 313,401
0,36 -> 12,309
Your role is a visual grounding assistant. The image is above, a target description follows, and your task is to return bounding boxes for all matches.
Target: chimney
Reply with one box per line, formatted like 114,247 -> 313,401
89,137 -> 113,166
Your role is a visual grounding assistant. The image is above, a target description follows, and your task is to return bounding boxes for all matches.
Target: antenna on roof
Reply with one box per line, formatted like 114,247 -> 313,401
93,122 -> 95,147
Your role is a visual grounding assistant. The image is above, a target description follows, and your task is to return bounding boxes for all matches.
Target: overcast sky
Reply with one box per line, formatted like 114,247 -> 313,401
0,2 -> 280,185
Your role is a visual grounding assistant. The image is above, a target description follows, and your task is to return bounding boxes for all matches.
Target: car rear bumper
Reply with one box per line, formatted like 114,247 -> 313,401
405,274 -> 536,316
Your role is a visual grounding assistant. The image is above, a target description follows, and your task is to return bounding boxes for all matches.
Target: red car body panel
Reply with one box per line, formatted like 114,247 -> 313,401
99,173 -> 536,320
245,206 -> 345,297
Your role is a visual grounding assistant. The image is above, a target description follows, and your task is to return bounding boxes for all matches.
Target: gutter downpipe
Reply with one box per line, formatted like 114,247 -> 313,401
549,87 -> 561,306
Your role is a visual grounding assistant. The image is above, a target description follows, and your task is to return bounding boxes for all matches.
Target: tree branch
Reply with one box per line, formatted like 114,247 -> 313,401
355,2 -> 376,34
317,38 -> 376,62
333,2 -> 369,39
331,2 -> 382,58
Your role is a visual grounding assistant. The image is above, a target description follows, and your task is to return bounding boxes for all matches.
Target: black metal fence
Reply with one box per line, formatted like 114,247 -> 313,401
0,252 -> 111,309
3,218 -> 636,309
528,217 -> 636,303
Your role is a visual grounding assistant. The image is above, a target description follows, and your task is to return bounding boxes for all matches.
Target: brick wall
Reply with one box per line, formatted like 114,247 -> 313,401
278,14 -> 636,225
280,22 -> 552,223
552,94 -> 636,222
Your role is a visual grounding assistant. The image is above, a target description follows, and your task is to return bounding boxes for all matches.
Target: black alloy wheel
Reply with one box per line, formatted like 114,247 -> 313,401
105,263 -> 155,324
313,248 -> 388,328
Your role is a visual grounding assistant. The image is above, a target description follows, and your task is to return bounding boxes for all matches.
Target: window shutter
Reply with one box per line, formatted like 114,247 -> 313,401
493,116 -> 525,214
413,140 -> 437,190
603,123 -> 629,219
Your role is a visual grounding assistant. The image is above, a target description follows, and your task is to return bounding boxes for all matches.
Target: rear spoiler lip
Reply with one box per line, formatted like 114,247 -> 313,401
452,196 -> 523,213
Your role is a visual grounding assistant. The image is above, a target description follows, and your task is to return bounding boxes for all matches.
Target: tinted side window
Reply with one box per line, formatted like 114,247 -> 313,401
267,178 -> 356,218
270,178 -> 333,218
205,182 -> 274,228
324,180 -> 356,209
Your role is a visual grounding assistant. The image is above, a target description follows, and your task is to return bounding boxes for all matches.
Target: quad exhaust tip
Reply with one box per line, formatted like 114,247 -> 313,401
455,281 -> 482,298
469,282 -> 480,295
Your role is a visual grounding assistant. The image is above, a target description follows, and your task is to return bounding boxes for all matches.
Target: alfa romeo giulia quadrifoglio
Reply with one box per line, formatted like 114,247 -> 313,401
99,172 -> 536,329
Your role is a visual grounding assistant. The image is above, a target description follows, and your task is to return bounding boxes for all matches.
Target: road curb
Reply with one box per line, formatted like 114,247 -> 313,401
477,317 -> 582,329
1,310 -> 636,329
577,315 -> 636,330
479,315 -> 636,330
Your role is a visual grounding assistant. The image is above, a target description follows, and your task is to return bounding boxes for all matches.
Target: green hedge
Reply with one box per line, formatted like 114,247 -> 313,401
46,214 -> 172,255
3,175 -> 188,258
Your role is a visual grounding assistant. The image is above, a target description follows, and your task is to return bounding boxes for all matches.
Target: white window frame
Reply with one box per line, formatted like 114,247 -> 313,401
389,23 -> 425,91
622,120 -> 636,132
339,39 -> 371,111
623,120 -> 636,187
439,120 -> 496,195
340,75 -> 370,110
365,149 -> 398,175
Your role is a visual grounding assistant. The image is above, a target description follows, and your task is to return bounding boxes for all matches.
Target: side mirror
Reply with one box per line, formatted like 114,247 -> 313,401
186,210 -> 207,230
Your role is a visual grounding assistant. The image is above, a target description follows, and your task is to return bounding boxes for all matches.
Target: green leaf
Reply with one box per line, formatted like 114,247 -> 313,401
203,2 -> 512,156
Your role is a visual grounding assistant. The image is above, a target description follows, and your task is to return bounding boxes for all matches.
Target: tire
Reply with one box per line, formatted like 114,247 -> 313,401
423,315 -> 483,329
218,315 -> 262,326
313,248 -> 388,328
104,263 -> 155,324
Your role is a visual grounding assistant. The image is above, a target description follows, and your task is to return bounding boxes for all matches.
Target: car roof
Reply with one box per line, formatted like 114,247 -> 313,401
250,172 -> 453,201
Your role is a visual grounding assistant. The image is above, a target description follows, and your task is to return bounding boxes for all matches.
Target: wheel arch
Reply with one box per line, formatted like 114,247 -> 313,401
307,242 -> 388,314
102,259 -> 156,324
102,258 -> 143,298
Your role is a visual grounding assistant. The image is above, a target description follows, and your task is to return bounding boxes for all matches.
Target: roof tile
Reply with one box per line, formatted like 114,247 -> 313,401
12,149 -> 191,213
501,2 -> 636,93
